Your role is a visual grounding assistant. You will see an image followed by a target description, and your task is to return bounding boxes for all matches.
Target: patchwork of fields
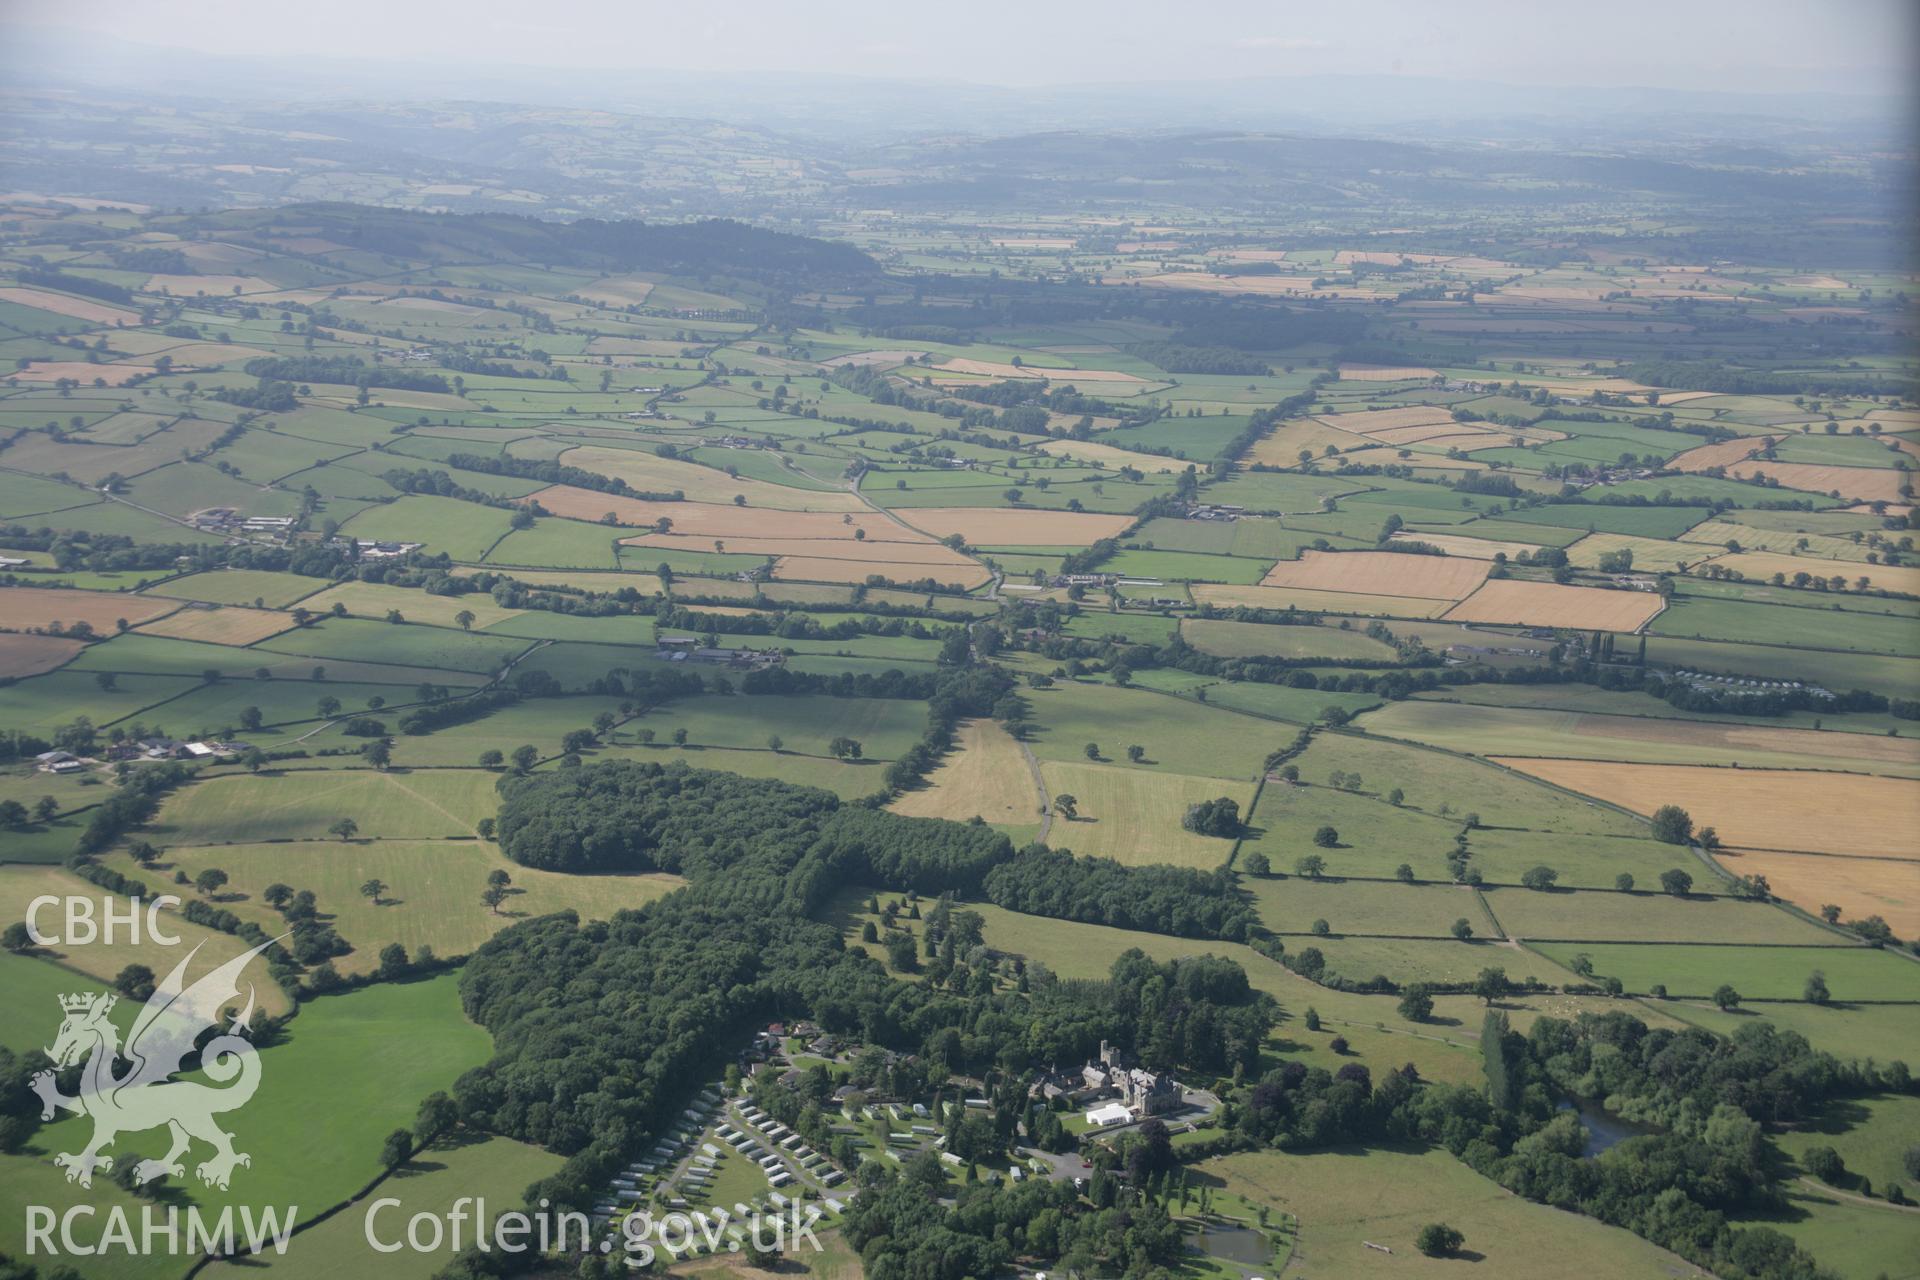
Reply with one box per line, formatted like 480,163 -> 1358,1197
1,167 -> 1915,1280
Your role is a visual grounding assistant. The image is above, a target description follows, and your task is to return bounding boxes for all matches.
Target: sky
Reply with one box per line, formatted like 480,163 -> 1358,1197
3,0 -> 1913,97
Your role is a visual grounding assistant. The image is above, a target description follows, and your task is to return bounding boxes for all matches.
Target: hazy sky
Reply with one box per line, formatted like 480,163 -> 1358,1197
4,0 -> 1912,96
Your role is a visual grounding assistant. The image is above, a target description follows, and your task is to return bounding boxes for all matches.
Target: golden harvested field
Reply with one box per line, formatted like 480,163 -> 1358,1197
1443,579 -> 1665,631
1489,759 -> 1920,859
1564,714 -> 1920,772
0,632 -> 84,677
771,555 -> 991,589
1260,549 -> 1490,600
1729,460 -> 1909,504
888,719 -> 1039,824
1706,551 -> 1920,596
1191,582 -> 1454,617
1715,849 -> 1918,938
1368,422 -> 1497,446
0,585 -> 175,632
0,286 -> 138,323
1363,701 -> 1920,777
897,507 -> 1132,547
1037,760 -> 1253,869
1032,438 -> 1190,471
1669,436 -> 1909,501
138,604 -> 296,646
1390,530 -> 1544,559
298,581 -> 525,629
1246,418 -> 1373,466
1336,363 -> 1440,380
541,485 -> 911,540
1565,532 -> 1716,572
1315,406 -> 1455,435
627,532 -> 965,564
933,357 -> 1149,383
11,361 -> 155,386
556,445 -> 865,511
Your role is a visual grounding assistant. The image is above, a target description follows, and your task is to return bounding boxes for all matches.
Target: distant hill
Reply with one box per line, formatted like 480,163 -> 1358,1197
185,203 -> 880,285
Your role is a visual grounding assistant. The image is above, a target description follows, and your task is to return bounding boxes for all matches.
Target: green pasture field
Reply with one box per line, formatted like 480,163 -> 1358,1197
500,639 -> 666,689
0,949 -> 108,1055
1128,516 -> 1371,558
1297,731 -> 1647,836
1643,635 -> 1920,689
254,617 -> 530,674
255,1133 -> 564,1280
1204,1147 -> 1696,1280
1100,414 -> 1250,458
1356,699 -> 1920,777
1022,681 -> 1280,781
24,498 -> 230,543
0,862 -> 296,1015
0,669 -> 199,731
1525,942 -> 1920,1001
1181,618 -> 1399,661
115,838 -> 684,973
1680,575 -> 1920,618
1482,886 -> 1842,945
1717,508 -> 1888,537
1652,596 -> 1920,657
1671,998 -> 1920,1075
341,495 -> 518,560
152,767 -> 499,843
1126,669 -> 1384,723
130,678 -> 424,737
628,692 -> 928,759
0,760 -> 112,815
0,470 -> 100,518
63,631 -> 491,686
1774,1091 -> 1920,1199
1061,611 -> 1182,645
377,695 -> 625,766
0,974 -> 491,1277
147,569 -> 330,608
1430,517 -> 1589,547
481,610 -> 658,643
1732,1185 -> 1920,1280
1198,470 -> 1374,513
1406,684 -> 1916,737
1104,549 -> 1272,583
1037,760 -> 1252,869
485,517 -> 624,569
1243,875 -> 1485,937
1298,934 -> 1582,987
756,632 -> 946,663
297,580 -> 525,630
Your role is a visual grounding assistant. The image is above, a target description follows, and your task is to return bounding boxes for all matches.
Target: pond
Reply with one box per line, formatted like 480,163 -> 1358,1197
1560,1098 -> 1655,1156
1195,1223 -> 1271,1267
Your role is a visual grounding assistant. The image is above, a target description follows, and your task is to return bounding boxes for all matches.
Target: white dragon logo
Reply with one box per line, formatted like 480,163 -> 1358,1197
32,937 -> 280,1190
